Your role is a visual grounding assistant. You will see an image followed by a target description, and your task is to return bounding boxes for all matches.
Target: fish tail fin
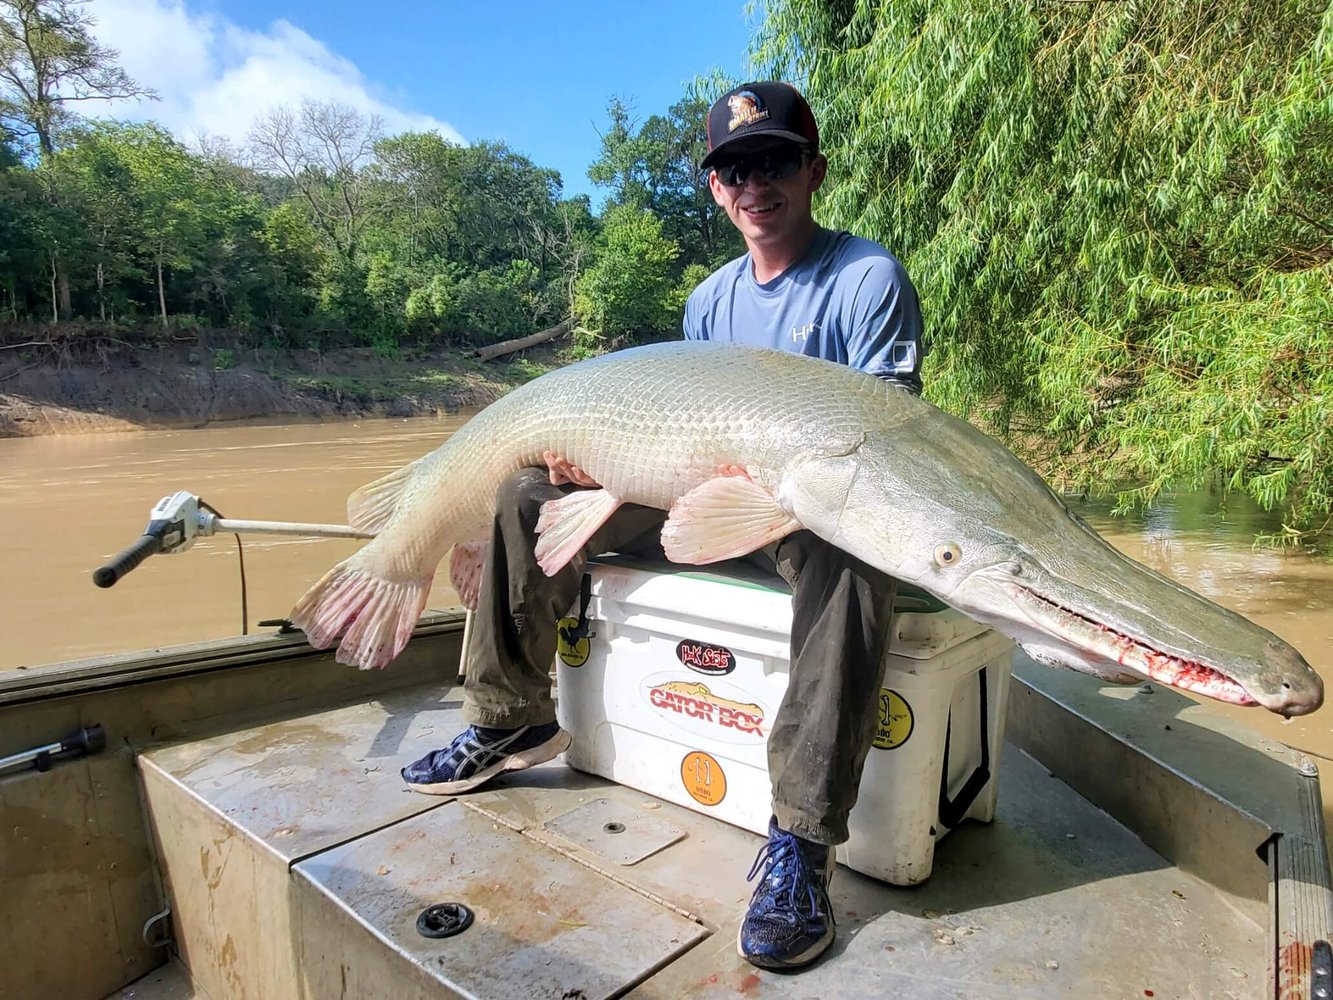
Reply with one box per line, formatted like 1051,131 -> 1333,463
290,549 -> 433,670
348,458 -> 423,534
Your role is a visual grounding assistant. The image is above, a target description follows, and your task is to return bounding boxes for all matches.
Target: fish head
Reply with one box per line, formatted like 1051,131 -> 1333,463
942,519 -> 1325,717
798,425 -> 1324,718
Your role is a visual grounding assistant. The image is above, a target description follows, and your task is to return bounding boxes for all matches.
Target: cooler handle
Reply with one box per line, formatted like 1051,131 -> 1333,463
937,667 -> 991,831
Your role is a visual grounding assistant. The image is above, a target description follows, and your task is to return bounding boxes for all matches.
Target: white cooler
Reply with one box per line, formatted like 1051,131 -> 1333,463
554,555 -> 1016,885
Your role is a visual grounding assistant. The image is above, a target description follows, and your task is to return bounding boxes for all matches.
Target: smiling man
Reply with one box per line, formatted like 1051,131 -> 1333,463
400,81 -> 924,974
681,82 -> 925,969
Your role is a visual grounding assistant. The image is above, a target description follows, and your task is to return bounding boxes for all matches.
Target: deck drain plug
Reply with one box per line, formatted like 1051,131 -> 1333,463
603,822 -> 626,834
416,902 -> 474,939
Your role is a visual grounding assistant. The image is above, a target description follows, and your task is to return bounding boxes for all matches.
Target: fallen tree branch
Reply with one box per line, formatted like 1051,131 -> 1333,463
0,361 -> 39,382
469,321 -> 570,362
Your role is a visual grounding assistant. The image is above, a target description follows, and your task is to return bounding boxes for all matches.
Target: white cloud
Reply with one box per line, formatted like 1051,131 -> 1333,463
86,0 -> 464,150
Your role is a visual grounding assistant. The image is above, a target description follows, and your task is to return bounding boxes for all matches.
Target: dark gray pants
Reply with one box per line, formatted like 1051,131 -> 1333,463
463,468 -> 897,845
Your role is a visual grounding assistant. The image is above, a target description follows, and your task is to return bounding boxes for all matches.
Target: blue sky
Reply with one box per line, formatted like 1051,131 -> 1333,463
90,0 -> 760,204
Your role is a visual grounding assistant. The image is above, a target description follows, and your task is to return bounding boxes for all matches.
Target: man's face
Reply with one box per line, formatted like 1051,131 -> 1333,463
708,139 -> 827,251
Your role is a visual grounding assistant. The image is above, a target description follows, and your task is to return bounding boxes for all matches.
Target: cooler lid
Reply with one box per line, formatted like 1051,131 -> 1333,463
589,556 -> 993,658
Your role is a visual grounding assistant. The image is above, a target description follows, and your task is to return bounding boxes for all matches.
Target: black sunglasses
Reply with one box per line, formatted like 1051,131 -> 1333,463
712,146 -> 809,187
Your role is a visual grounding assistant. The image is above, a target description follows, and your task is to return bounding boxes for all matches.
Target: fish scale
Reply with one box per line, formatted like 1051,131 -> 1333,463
287,341 -> 1322,721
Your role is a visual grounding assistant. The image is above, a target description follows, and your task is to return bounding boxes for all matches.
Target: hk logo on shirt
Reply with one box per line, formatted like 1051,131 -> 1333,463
792,322 -> 819,343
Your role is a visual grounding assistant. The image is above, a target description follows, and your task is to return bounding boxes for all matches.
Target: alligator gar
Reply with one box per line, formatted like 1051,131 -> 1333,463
289,341 -> 1323,717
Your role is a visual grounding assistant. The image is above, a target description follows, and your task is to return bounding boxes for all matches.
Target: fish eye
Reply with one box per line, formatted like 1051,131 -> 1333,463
934,543 -> 962,567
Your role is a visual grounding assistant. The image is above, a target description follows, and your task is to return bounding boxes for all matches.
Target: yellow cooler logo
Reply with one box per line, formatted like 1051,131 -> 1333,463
555,617 -> 589,667
872,689 -> 914,749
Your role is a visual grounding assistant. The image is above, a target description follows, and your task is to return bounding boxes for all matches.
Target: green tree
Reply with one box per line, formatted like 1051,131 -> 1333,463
0,0 -> 154,157
256,198 -> 325,338
589,95 -> 741,269
248,101 -> 388,265
574,204 -> 681,341
374,131 -> 468,268
1,0 -> 154,318
112,124 -> 226,327
448,140 -> 563,274
757,0 -> 1333,546
0,142 -> 45,318
48,122 -> 267,329
51,123 -> 143,321
373,133 -> 578,343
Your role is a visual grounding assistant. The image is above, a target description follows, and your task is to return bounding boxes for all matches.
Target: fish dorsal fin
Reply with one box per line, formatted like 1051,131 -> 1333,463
661,475 -> 801,564
534,488 -> 624,575
347,458 -> 422,534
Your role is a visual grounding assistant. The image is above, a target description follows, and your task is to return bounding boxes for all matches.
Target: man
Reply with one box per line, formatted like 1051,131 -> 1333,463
400,81 -> 924,971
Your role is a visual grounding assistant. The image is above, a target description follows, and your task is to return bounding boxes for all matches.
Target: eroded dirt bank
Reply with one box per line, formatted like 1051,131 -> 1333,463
0,340 -> 535,437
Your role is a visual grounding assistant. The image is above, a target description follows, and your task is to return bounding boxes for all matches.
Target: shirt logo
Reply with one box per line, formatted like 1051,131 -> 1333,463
792,322 -> 819,343
727,92 -> 769,132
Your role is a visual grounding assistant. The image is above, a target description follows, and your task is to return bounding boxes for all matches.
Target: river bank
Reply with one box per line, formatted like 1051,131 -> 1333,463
0,332 -> 554,437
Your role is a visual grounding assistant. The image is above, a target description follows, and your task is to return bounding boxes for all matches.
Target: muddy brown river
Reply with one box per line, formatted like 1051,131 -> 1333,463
3,416 -> 1331,821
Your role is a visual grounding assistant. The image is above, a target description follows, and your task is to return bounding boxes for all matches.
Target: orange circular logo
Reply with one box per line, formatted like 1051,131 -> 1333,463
680,751 -> 727,806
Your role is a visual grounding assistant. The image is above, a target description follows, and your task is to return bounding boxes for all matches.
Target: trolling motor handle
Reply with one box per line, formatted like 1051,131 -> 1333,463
93,533 -> 164,588
92,490 -> 200,588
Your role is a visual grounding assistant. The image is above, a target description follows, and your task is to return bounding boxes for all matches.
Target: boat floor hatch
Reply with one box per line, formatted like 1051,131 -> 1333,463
134,682 -> 1267,999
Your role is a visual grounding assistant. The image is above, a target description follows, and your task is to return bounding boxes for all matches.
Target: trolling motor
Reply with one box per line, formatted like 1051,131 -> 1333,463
92,491 -> 374,588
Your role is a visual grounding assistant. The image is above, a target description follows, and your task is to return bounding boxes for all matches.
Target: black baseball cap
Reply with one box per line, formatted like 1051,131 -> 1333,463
700,81 -> 820,170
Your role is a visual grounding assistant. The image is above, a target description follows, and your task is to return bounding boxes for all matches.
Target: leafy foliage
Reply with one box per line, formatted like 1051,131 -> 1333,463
573,205 -> 681,340
589,95 -> 742,269
756,0 -> 1333,545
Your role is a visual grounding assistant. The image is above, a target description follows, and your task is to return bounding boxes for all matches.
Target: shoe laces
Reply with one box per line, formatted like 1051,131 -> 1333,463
443,726 -> 479,754
428,726 -> 486,767
746,829 -> 826,920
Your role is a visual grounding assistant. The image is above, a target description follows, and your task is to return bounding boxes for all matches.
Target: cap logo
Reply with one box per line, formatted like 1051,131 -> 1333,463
726,91 -> 769,132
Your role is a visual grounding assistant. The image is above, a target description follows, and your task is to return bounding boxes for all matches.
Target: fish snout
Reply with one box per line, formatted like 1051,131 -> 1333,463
1256,638 -> 1325,717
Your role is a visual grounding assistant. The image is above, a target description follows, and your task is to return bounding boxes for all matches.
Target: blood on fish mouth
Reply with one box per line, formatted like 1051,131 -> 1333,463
1014,587 -> 1259,706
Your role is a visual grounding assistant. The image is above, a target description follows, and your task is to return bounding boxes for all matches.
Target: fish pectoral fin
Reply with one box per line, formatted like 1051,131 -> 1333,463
347,458 -> 423,534
661,475 -> 801,564
449,541 -> 488,611
534,489 -> 624,576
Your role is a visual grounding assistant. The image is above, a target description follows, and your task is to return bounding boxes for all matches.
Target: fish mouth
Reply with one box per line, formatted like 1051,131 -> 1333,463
1009,584 -> 1260,707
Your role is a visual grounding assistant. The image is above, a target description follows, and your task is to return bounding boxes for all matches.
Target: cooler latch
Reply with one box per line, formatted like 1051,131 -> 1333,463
558,573 -> 596,648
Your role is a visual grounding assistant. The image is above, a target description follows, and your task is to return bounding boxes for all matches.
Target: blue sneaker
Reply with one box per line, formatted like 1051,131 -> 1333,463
401,721 -> 571,795
737,817 -> 836,969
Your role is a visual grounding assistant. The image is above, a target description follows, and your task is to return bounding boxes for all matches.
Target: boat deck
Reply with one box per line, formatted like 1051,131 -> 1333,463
126,678 -> 1268,999
6,615 -> 1323,999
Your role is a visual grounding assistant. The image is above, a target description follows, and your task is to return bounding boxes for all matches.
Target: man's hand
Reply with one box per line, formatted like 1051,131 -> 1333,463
544,450 -> 600,488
